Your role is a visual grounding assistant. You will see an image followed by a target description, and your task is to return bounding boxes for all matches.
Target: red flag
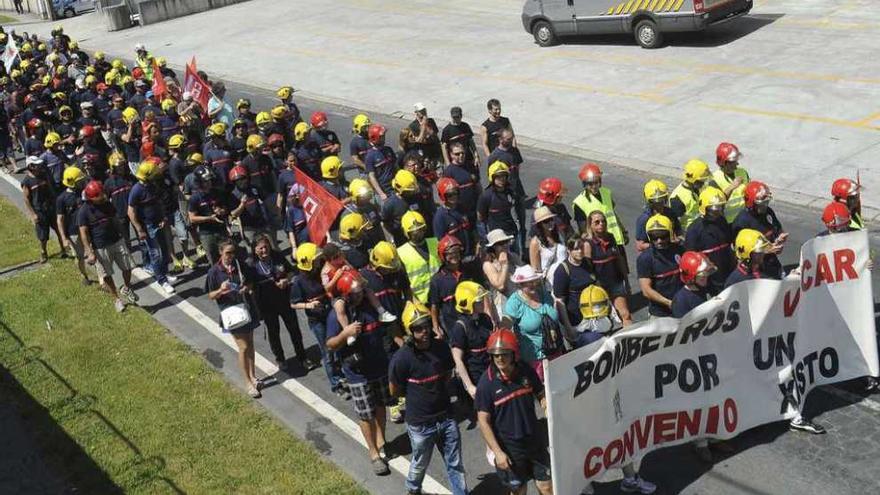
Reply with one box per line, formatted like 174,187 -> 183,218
183,58 -> 211,111
294,167 -> 344,246
151,57 -> 166,99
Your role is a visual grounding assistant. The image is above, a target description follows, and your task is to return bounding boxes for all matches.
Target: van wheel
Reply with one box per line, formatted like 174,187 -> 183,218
532,20 -> 558,47
634,19 -> 662,48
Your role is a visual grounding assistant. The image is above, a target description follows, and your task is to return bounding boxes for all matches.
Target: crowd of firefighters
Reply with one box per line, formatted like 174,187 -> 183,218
3,24 -> 876,495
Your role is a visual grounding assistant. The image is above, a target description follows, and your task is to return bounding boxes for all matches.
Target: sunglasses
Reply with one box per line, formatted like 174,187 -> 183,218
451,152 -> 465,156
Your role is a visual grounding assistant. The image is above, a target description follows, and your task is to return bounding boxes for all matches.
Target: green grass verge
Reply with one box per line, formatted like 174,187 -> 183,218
0,229 -> 367,493
0,14 -> 17,24
0,194 -> 44,269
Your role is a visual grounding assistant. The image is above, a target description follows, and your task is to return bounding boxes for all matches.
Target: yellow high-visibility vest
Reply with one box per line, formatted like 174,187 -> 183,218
671,183 -> 701,230
398,238 -> 440,303
572,187 -> 625,245
712,168 -> 749,223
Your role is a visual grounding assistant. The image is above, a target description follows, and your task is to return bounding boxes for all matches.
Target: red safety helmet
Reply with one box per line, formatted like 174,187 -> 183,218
83,180 -> 104,201
310,111 -> 328,128
96,83 -> 108,93
437,177 -> 459,202
79,125 -> 96,139
744,181 -> 772,208
26,117 -> 42,130
831,178 -> 859,201
228,164 -> 248,182
336,270 -> 363,296
486,328 -> 519,357
367,124 -> 386,145
822,201 -> 851,230
679,251 -> 716,284
132,67 -> 144,80
437,235 -> 463,262
267,133 -> 285,148
715,142 -> 741,165
578,163 -> 602,184
537,177 -> 563,205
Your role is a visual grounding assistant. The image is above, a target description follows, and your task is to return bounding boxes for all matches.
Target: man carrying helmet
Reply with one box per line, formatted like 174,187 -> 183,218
389,301 -> 468,495
343,178 -> 385,246
684,187 -> 736,295
319,156 -> 350,202
449,280 -> 494,401
350,114 -> 372,172
478,161 -> 519,251
709,142 -> 750,223
21,157 -> 64,263
381,169 -> 425,245
129,160 -> 176,294
187,165 -> 229,264
241,134 -> 278,202
56,166 -> 93,285
79,180 -> 138,312
293,122 -> 323,181
830,178 -> 865,230
308,111 -> 341,157
475,328 -> 553,495
637,214 -> 685,318
365,123 -> 398,200
573,163 -> 628,246
325,270 -> 393,476
636,179 -> 683,252
671,159 -> 711,231
731,181 -> 787,279
399,211 -> 440,305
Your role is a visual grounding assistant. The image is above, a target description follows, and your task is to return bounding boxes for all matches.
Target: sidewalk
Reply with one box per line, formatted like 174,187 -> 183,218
26,0 -> 880,218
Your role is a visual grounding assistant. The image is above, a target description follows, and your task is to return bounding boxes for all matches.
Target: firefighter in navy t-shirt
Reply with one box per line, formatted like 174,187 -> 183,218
637,214 -> 685,317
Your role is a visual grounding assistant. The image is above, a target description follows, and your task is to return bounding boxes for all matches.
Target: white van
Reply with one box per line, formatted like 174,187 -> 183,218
522,0 -> 753,48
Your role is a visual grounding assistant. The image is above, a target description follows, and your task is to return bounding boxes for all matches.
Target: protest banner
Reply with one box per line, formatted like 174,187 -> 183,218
2,36 -> 18,72
294,167 -> 344,245
546,230 -> 879,495
183,57 -> 211,111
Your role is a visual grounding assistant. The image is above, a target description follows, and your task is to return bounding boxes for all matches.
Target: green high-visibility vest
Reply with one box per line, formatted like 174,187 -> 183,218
671,183 -> 701,230
398,238 -> 439,303
572,187 -> 625,245
712,168 -> 749,223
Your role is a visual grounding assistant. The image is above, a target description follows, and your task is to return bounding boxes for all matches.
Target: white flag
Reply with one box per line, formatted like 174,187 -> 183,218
2,36 -> 19,73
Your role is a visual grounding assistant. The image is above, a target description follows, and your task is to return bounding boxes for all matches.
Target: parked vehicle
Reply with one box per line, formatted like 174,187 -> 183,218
54,0 -> 96,18
522,0 -> 753,48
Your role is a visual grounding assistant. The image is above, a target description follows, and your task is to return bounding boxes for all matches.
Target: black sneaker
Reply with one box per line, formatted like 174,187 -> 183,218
335,387 -> 351,401
790,417 -> 826,434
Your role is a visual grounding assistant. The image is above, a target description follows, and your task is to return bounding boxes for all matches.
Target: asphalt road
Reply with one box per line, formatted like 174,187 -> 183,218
1,74 -> 879,495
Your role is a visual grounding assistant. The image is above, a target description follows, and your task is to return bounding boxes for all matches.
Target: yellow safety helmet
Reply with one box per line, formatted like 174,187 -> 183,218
10,69 -> 21,80
454,281 -> 488,315
734,229 -> 770,262
207,122 -> 226,138
352,114 -> 371,134
85,66 -> 96,75
645,213 -> 674,239
135,161 -> 157,182
62,166 -> 86,188
271,105 -> 287,120
401,210 -> 427,239
94,51 -> 105,61
698,186 -> 727,216
53,24 -> 64,33
294,122 -> 311,142
43,132 -> 61,149
122,107 -> 139,124
46,53 -> 59,63
84,74 -> 98,86
157,56 -> 167,67
370,241 -> 401,271
55,65 -> 66,75
321,156 -> 343,179
108,151 -> 126,169
580,285 -> 611,319
69,41 -> 79,50
488,160 -> 510,180
295,243 -> 322,271
104,69 -> 118,84
246,134 -> 265,153
41,74 -> 51,86
349,178 -> 374,201
339,212 -> 369,241
276,86 -> 293,100
392,169 -> 418,194
255,111 -> 272,127
121,75 -> 134,85
37,43 -> 46,51
161,98 -> 176,113
402,300 -> 432,334
19,59 -> 31,71
20,42 -> 32,53
187,153 -> 205,165
683,159 -> 711,185
168,134 -> 186,150
111,59 -> 124,70
643,179 -> 669,203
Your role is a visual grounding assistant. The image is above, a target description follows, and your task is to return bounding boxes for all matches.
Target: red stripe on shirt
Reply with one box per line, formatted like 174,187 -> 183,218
493,386 -> 533,407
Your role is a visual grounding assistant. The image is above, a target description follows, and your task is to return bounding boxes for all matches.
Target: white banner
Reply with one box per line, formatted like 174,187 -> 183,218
546,230 -> 879,495
2,35 -> 18,73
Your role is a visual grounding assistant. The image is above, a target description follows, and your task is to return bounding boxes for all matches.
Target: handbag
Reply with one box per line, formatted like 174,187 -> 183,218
220,259 -> 252,331
539,306 -> 565,357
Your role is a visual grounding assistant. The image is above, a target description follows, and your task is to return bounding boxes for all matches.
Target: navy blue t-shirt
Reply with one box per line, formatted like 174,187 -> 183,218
684,217 -> 736,295
448,313 -> 494,385
428,268 -> 463,332
552,259 -> 597,326
326,304 -> 387,383
671,286 -> 709,319
360,266 -> 410,317
103,174 -> 133,219
636,244 -> 685,317
442,164 -> 480,218
290,272 -> 331,322
231,186 -> 268,229
283,204 -> 309,245
76,201 -> 121,249
349,135 -> 370,164
388,340 -> 455,426
477,186 -> 518,237
724,263 -> 779,289
475,362 -> 544,442
365,145 -> 397,195
128,182 -> 165,226
731,207 -> 784,279
55,189 -> 82,237
635,205 -> 683,242
188,190 -> 227,234
432,206 -> 474,256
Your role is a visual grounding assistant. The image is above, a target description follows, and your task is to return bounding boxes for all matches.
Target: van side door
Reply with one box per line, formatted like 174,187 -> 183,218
573,0 -> 628,34
541,0 -> 577,35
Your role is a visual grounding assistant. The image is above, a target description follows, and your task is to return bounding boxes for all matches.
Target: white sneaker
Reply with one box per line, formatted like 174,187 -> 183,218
114,299 -> 126,313
621,476 -> 657,494
160,282 -> 176,294
166,274 -> 179,284
379,310 -> 397,323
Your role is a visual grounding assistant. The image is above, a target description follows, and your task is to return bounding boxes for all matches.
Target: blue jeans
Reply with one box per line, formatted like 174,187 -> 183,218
405,417 -> 468,495
308,320 -> 343,390
141,223 -> 168,284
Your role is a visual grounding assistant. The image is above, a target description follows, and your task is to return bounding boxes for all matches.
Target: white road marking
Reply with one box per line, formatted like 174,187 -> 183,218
131,268 -> 451,495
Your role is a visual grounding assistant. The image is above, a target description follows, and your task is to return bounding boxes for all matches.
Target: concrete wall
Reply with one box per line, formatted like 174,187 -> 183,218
138,0 -> 249,26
